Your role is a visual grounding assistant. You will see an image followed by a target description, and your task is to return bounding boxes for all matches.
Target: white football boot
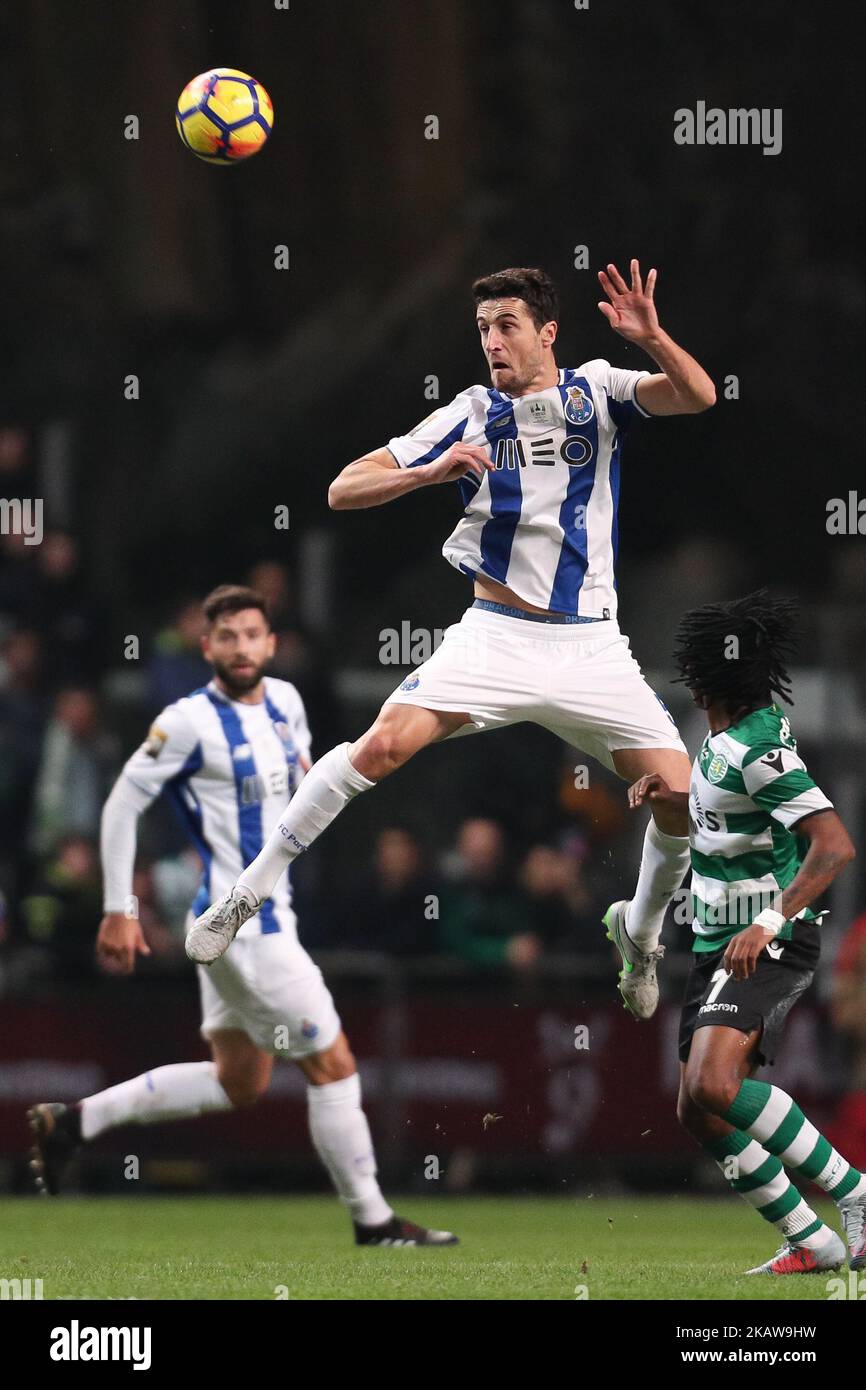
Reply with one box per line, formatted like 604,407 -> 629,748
839,1195 -> 866,1271
745,1230 -> 846,1275
603,900 -> 665,1021
185,886 -> 261,964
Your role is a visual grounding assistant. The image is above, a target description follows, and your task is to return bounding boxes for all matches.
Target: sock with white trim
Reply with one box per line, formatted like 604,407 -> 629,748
80,1062 -> 232,1140
238,743 -> 375,904
626,819 -> 690,951
706,1129 -> 833,1249
724,1079 -> 866,1205
306,1073 -> 393,1228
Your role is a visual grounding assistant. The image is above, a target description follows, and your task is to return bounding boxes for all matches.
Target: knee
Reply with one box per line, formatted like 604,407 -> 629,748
216,1060 -> 270,1109
684,1063 -> 740,1119
303,1034 -> 357,1086
353,721 -> 411,778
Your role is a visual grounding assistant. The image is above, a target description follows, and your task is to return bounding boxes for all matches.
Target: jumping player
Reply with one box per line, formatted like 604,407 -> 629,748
188,262 -> 716,1019
28,585 -> 456,1248
628,590 -> 866,1274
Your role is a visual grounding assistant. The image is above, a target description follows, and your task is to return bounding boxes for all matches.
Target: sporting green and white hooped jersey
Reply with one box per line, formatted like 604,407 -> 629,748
688,704 -> 833,953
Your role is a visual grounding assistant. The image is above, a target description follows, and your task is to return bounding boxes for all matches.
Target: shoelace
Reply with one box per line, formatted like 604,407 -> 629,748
636,944 -> 666,974
841,1201 -> 866,1251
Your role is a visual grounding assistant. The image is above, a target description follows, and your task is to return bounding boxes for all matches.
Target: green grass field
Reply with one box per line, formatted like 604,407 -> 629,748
0,1195 -> 854,1300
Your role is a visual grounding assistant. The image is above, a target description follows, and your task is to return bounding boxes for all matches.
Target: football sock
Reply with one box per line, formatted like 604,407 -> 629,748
626,820 -> 690,951
724,1080 -> 866,1205
238,743 -> 375,904
80,1062 -> 232,1140
706,1130 -> 833,1249
306,1073 -> 393,1227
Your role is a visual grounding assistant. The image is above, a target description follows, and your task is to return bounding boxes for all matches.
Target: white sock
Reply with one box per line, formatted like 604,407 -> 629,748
238,743 -> 375,904
627,819 -> 691,951
80,1062 -> 232,1140
306,1073 -> 393,1227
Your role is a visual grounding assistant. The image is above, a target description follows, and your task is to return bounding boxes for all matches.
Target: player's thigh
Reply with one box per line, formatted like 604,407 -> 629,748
350,702 -> 472,779
612,744 -> 692,791
539,632 -> 687,774
209,1028 -> 273,1106
683,1023 -> 762,1115
296,1029 -> 357,1086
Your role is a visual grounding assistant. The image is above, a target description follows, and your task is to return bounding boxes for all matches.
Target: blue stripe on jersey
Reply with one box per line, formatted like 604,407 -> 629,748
164,744 -> 212,913
407,416 -> 468,468
478,392 -> 522,584
609,430 -> 622,583
548,378 -> 600,612
263,692 -> 301,795
205,690 -> 280,934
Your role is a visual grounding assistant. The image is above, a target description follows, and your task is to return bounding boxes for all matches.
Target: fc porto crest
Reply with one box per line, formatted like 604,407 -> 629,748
564,384 -> 594,425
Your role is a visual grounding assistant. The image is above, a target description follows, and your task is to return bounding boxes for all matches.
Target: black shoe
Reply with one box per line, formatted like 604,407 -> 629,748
354,1214 -> 459,1247
27,1103 -> 82,1195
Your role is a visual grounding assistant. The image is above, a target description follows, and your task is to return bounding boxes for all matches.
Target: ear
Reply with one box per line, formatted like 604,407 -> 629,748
542,319 -> 558,347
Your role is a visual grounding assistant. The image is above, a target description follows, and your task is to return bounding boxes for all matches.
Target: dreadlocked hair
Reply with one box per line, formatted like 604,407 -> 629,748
672,589 -> 799,712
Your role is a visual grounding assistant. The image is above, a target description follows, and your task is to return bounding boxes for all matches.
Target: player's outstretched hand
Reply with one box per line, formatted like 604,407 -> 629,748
597,259 -> 660,343
723,922 -> 775,981
420,441 -> 493,486
96,912 -> 152,976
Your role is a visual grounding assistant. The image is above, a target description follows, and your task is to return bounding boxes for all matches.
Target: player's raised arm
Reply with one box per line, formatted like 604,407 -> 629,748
597,258 -> 716,416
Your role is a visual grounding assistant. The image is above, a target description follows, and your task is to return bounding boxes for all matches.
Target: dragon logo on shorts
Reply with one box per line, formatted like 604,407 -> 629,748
400,673 -> 420,691
706,753 -> 729,784
564,385 -> 594,425
300,1018 -> 319,1040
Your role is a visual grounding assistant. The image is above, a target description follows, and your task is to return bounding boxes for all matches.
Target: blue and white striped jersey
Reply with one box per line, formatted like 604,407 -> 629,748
386,361 -> 651,616
120,678 -> 310,938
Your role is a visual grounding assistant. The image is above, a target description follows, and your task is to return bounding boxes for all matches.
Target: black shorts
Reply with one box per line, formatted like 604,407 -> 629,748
678,922 -> 820,1067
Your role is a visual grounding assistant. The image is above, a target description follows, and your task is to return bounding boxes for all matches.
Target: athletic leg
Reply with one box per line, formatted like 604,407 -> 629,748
186,705 -> 470,964
27,1029 -> 268,1194
681,1026 -> 848,1272
299,1031 -> 458,1246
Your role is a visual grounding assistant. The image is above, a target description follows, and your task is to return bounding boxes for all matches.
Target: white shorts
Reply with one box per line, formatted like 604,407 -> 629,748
195,927 -> 342,1060
385,605 -> 686,773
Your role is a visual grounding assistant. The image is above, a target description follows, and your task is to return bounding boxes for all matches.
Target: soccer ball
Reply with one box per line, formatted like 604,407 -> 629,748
176,69 -> 274,164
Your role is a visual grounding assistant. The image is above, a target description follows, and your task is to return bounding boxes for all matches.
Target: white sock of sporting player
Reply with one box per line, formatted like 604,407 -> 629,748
79,1062 -> 232,1140
238,743 -> 375,905
627,819 -> 690,951
306,1073 -> 393,1228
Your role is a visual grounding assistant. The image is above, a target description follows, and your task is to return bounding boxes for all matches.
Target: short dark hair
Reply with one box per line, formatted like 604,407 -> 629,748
202,584 -> 270,628
672,589 -> 799,712
472,267 -> 559,331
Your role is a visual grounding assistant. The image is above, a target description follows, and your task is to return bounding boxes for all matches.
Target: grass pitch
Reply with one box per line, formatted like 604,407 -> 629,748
0,1195 -> 851,1300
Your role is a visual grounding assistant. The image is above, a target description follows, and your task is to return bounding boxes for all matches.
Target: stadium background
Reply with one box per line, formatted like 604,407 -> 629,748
1,0 -> 864,1197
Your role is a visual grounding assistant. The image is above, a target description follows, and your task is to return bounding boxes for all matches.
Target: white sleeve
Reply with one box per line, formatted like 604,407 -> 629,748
101,703 -> 201,913
385,390 -> 476,469
120,702 -> 201,798
584,358 -> 652,426
100,775 -> 155,914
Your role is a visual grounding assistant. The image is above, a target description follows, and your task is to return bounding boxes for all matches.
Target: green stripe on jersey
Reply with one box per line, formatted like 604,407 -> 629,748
687,706 -> 832,950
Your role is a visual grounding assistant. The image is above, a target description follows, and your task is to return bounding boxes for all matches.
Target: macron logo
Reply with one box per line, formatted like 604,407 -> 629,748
50,1321 -> 152,1370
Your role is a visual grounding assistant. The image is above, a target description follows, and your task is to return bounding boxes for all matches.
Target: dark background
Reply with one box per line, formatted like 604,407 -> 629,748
0,0 -> 864,1190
